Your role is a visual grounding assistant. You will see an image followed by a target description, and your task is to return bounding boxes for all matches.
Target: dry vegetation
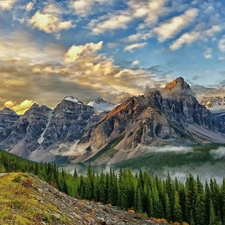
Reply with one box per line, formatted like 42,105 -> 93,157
0,173 -> 71,225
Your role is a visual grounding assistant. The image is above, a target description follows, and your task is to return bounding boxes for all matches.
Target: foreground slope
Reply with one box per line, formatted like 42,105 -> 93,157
0,173 -> 167,225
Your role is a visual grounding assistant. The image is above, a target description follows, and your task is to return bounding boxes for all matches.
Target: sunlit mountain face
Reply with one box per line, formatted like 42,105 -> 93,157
1,0 -> 225,112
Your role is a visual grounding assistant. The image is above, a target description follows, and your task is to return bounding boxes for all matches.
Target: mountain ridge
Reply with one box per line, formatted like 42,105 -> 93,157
1,77 -> 225,164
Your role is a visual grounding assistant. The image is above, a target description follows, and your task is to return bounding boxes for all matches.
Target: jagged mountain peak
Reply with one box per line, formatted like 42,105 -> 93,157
87,97 -> 117,113
64,96 -> 83,104
93,97 -> 108,104
0,107 -> 18,115
29,103 -> 39,109
164,77 -> 193,96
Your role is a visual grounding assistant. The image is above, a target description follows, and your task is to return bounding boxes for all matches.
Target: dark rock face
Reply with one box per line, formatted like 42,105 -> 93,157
40,99 -> 94,149
0,104 -> 52,151
0,98 -> 95,160
200,96 -> 225,108
80,77 -> 221,151
0,108 -> 19,143
1,78 -> 225,164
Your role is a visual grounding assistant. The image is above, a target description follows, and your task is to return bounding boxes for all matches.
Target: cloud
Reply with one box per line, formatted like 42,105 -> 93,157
218,37 -> 225,52
210,148 -> 225,159
25,1 -> 34,11
203,48 -> 212,59
154,8 -> 198,42
128,0 -> 168,26
28,10 -> 73,35
132,60 -> 139,66
4,100 -> 36,115
192,74 -> 202,80
0,0 -> 17,10
70,0 -> 110,16
64,41 -> 103,63
124,42 -> 147,52
170,25 -> 222,51
90,12 -> 133,34
138,145 -> 193,153
90,0 -> 168,35
124,32 -> 153,42
170,31 -> 200,51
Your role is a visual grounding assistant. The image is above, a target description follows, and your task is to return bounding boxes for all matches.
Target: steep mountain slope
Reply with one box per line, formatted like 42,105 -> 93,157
76,77 -> 225,164
0,97 -> 95,162
0,104 -> 52,157
0,173 -> 168,225
0,107 -> 19,143
1,78 -> 225,165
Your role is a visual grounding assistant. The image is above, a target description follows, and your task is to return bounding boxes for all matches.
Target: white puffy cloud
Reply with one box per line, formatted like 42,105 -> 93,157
128,0 -> 168,26
90,0 -> 168,35
25,1 -> 34,11
125,32 -> 153,42
203,48 -> 212,59
170,25 -> 222,51
90,13 -> 133,34
0,0 -> 17,10
28,10 -> 73,35
64,41 -> 103,63
124,42 -> 147,52
154,8 -> 198,42
70,0 -> 110,16
132,60 -> 139,66
170,31 -> 200,51
218,38 -> 225,52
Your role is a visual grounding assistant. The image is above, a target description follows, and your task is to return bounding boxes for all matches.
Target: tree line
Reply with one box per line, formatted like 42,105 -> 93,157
0,150 -> 225,224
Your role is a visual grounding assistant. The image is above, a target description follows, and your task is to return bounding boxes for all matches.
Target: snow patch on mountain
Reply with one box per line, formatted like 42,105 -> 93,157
87,97 -> 117,113
64,96 -> 82,104
38,111 -> 53,145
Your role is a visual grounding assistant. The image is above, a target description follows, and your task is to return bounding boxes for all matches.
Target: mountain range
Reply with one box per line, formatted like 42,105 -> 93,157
1,77 -> 225,165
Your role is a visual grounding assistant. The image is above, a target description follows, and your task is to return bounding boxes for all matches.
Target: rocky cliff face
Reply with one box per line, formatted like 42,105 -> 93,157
0,97 -> 95,161
1,78 -> 225,164
0,104 -> 52,154
0,108 -> 19,143
77,77 -> 225,164
40,97 -> 94,150
200,96 -> 225,109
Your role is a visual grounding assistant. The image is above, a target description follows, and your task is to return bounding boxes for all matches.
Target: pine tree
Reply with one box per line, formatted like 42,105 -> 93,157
185,174 -> 197,223
195,176 -> 206,225
134,187 -> 143,213
209,200 -> 217,225
173,191 -> 182,222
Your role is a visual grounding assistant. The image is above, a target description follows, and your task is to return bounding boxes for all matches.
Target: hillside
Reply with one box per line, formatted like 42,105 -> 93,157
0,173 -> 168,225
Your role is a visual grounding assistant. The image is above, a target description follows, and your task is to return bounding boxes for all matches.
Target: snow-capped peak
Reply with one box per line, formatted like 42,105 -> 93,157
64,96 -> 82,104
87,97 -> 117,113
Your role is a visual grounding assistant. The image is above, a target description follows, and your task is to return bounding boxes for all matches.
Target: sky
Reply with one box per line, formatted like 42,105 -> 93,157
1,0 -> 225,114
